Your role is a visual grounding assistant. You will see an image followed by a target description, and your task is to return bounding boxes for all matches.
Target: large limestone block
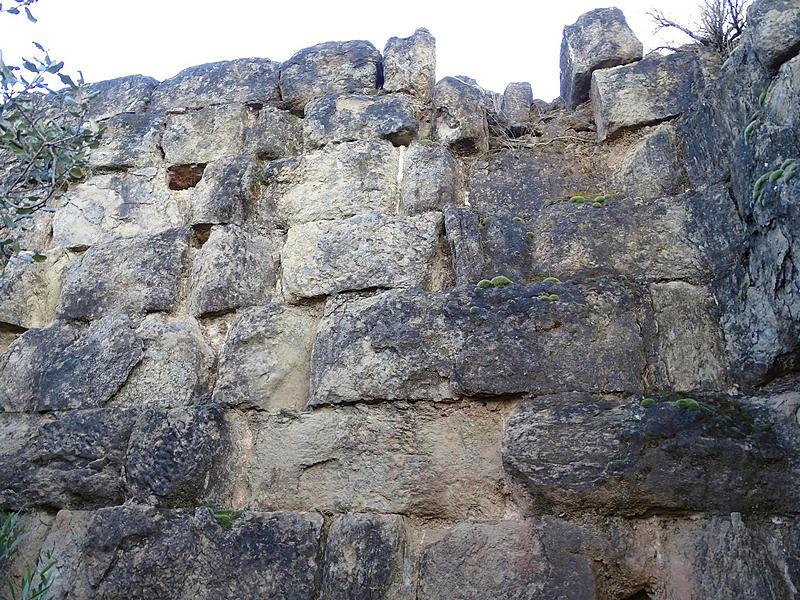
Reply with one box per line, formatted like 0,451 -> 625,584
399,140 -> 456,215
560,7 -> 643,108
112,314 -> 216,409
67,506 -> 322,600
502,393 -> 797,516
125,404 -> 229,506
244,105 -> 302,159
591,51 -> 704,140
433,77 -> 489,154
320,513 -> 413,600
310,281 -> 646,405
188,158 -> 257,226
162,104 -> 249,164
764,53 -> 800,128
150,58 -> 281,110
237,401 -> 510,519
0,248 -> 73,329
383,28 -> 436,102
650,281 -> 728,390
52,168 -> 187,248
281,212 -> 443,300
189,225 -> 278,317
303,93 -> 418,149
57,228 -> 190,321
417,521 -> 551,600
261,139 -> 399,227
83,74 -> 158,121
88,111 -> 164,169
501,82 -> 533,122
280,40 -> 382,114
0,315 -> 143,412
213,302 -> 321,411
615,122 -> 684,198
748,0 -> 800,71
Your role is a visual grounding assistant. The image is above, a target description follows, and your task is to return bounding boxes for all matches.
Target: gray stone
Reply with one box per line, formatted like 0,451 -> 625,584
0,248 -> 73,329
321,513 -> 413,600
748,0 -> 800,71
0,315 -> 142,412
52,168 -> 187,248
38,509 -> 93,600
244,105 -> 302,159
84,75 -> 158,121
303,93 -> 418,149
261,140 -> 399,227
383,28 -> 436,103
501,82 -> 533,122
443,205 -> 483,285
502,392 -> 796,516
88,111 -> 164,169
310,281 -> 646,405
189,224 -> 278,317
57,228 -> 190,321
234,401 -> 510,519
281,212 -> 443,301
112,314 -> 216,409
399,141 -> 456,215
560,7 -> 643,108
650,281 -> 729,391
67,506 -> 323,600
162,104 -> 250,164
615,122 -> 685,198
189,158 -> 258,226
280,40 -> 382,114
591,51 -> 704,141
418,520 -> 548,600
150,58 -> 281,110
125,404 -> 229,506
764,53 -> 800,128
433,77 -> 489,154
213,301 -> 321,411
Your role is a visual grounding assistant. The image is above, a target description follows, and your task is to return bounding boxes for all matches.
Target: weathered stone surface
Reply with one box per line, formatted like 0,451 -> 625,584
213,301 -> 321,411
748,0 -> 800,71
188,158 -> 257,225
38,509 -> 93,600
0,315 -> 142,412
400,141 -> 456,215
764,53 -> 800,128
84,74 -> 158,121
88,111 -> 164,169
591,51 -> 704,140
281,212 -> 443,300
189,224 -> 277,317
383,28 -> 435,102
162,104 -> 249,164
502,392 -> 796,516
320,513 -> 413,600
53,168 -> 187,248
615,122 -> 685,198
150,58 -> 281,110
433,77 -> 489,154
125,404 -> 229,506
443,205 -> 483,285
112,315 -> 216,409
280,40 -> 382,114
650,281 -> 728,390
57,228 -> 190,321
244,105 -> 302,159
261,139 -> 399,227
501,82 -> 533,122
560,7 -> 643,109
236,401 -> 510,519
67,506 -> 322,600
303,93 -> 418,149
310,281 -> 646,405
0,248 -> 73,329
418,520 -> 549,600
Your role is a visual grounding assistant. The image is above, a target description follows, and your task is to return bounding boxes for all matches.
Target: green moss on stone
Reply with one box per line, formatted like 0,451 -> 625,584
491,275 -> 512,287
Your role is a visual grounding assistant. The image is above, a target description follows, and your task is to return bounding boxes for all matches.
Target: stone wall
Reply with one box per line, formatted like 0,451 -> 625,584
1,2 -> 799,598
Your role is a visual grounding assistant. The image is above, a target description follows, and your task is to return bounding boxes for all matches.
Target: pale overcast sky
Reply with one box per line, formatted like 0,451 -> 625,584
2,0 -> 704,101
